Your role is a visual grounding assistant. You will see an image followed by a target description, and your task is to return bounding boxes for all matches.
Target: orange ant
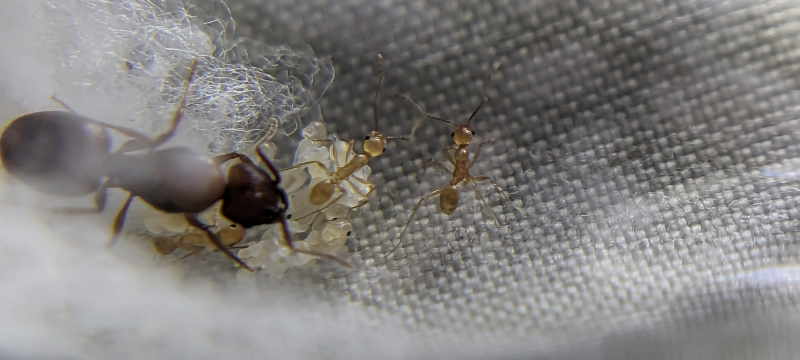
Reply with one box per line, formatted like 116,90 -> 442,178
282,54 -> 407,220
386,63 -> 523,255
152,223 -> 246,259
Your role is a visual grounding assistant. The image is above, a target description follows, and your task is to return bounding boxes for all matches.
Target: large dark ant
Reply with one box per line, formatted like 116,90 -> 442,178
0,59 -> 350,271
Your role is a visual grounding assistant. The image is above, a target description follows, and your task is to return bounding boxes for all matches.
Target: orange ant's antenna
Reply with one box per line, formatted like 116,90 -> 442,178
394,94 -> 457,125
373,54 -> 384,131
467,62 -> 500,124
466,97 -> 488,124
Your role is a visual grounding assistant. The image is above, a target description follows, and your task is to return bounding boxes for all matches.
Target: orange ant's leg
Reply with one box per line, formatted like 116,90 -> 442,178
468,180 -> 500,226
425,158 -> 451,173
442,147 -> 456,166
468,139 -> 494,169
347,177 -> 375,197
473,175 -> 525,215
184,214 -> 254,272
108,193 -> 135,247
346,181 -> 376,209
277,213 -> 352,268
176,246 -> 205,260
384,188 -> 443,257
295,189 -> 347,221
329,138 -> 354,167
280,161 -> 329,174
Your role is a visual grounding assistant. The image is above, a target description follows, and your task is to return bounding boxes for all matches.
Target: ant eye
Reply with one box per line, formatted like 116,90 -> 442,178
230,224 -> 238,228
286,214 -> 292,219
472,131 -> 475,135
346,231 -> 352,236
451,132 -> 455,137
364,136 -> 370,140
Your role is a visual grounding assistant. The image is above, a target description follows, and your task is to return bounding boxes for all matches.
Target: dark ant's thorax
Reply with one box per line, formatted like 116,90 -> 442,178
106,147 -> 226,214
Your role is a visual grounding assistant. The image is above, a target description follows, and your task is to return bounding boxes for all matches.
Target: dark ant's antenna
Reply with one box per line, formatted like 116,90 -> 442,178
373,54 -> 384,131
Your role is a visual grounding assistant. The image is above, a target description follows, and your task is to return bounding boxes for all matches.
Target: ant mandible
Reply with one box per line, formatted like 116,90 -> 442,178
386,63 -> 523,256
282,54 -> 407,220
0,59 -> 350,271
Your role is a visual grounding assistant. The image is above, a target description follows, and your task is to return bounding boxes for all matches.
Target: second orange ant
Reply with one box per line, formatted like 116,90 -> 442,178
282,54 -> 407,220
387,63 -> 523,255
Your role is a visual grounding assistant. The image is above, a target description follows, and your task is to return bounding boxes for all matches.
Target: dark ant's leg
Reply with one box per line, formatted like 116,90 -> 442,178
255,147 -> 281,183
150,59 -> 198,149
50,94 -> 78,113
277,213 -> 352,268
184,214 -> 254,272
108,193 -> 135,247
51,94 -> 159,152
384,188 -> 443,257
50,180 -> 111,214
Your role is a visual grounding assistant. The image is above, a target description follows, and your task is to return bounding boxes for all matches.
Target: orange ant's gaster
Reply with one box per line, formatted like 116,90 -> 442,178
282,54 -> 407,220
0,59 -> 350,271
386,62 -> 523,256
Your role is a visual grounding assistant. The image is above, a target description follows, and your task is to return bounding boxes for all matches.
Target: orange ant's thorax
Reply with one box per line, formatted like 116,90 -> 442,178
330,153 -> 371,183
450,146 -> 470,186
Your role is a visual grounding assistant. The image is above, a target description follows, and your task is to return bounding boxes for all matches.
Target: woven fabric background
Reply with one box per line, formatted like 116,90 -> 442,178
239,0 -> 800,358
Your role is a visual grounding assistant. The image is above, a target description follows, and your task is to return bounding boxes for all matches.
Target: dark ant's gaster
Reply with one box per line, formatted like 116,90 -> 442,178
0,59 -> 350,271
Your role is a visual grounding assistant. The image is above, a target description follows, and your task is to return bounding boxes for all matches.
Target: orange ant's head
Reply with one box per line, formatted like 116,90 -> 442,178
363,131 -> 387,156
452,124 -> 475,146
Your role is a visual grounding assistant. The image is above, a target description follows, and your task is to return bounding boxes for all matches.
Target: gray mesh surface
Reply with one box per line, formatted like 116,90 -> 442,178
231,0 -> 800,358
